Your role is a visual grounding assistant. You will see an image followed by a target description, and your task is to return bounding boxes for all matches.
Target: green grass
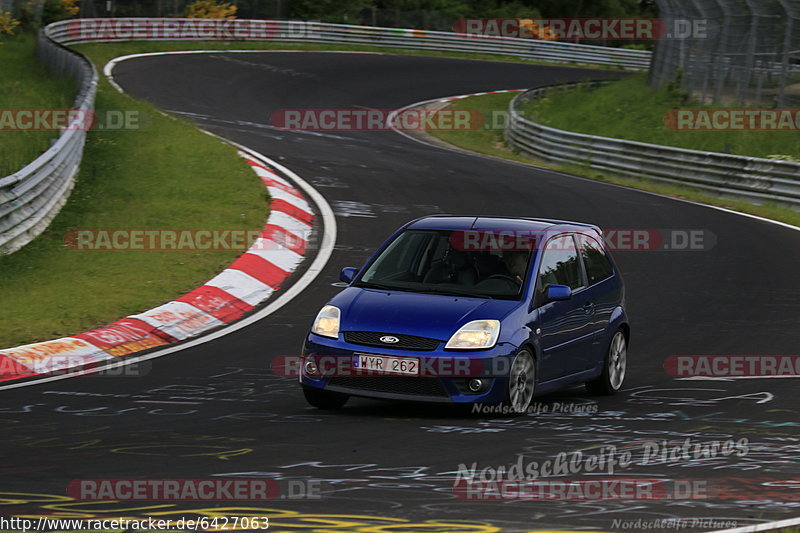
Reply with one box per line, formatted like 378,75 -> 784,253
0,48 -> 266,348
520,74 -> 800,159
0,33 -> 77,175
429,92 -> 534,163
426,92 -> 800,228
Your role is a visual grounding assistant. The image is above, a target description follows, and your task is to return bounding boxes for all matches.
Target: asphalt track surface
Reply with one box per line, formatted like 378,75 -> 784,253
3,52 -> 800,532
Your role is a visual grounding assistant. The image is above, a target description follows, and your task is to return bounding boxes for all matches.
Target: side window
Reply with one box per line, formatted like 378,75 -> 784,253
538,234 -> 583,290
579,234 -> 614,285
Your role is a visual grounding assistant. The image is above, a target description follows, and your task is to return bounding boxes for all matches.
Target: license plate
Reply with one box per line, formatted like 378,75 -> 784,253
354,354 -> 419,376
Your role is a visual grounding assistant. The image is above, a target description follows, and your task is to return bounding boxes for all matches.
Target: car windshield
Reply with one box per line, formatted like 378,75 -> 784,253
355,229 -> 532,300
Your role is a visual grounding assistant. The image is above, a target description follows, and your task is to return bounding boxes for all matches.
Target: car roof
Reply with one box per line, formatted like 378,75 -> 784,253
405,215 -> 601,234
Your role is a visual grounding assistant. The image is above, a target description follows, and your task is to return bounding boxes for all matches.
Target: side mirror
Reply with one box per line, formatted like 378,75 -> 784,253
545,284 -> 572,302
339,267 -> 358,284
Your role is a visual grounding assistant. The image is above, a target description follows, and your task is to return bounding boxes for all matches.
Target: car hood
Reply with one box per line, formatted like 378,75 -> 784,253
330,287 -> 521,341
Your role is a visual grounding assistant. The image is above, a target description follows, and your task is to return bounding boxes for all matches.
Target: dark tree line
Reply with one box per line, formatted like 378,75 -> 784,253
65,0 -> 656,26
291,0 -> 656,27
13,0 -> 657,40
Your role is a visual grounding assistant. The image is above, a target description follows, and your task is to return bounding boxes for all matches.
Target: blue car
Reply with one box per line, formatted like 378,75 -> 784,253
301,215 -> 629,412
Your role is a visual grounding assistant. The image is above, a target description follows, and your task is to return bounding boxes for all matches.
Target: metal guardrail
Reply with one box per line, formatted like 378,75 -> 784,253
0,31 -> 97,254
44,18 -> 652,70
506,82 -> 800,207
1,18 -> 650,255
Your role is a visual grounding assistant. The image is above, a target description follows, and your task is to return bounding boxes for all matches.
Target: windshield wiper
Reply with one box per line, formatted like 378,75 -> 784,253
355,281 -> 407,291
412,287 -> 495,299
356,283 -> 506,299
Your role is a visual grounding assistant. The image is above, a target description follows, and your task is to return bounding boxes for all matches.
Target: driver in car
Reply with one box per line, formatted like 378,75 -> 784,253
503,250 -> 529,285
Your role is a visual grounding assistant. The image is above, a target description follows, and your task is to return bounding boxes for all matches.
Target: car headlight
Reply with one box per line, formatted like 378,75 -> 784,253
445,320 -> 500,350
311,305 -> 341,339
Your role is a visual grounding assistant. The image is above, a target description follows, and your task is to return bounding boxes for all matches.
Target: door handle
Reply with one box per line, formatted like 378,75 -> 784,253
582,301 -> 594,313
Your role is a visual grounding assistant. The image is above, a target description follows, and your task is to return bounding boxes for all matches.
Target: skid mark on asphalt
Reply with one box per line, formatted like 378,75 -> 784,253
208,54 -> 319,79
0,423 -> 257,460
332,200 -> 377,218
331,200 -> 443,218
0,367 -> 322,424
310,175 -> 350,188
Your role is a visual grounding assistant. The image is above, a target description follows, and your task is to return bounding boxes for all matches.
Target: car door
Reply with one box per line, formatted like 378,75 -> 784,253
533,233 -> 595,382
576,232 -> 620,366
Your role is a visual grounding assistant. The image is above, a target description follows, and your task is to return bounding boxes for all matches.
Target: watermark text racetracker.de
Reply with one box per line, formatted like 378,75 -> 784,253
664,108 -> 800,130
448,228 -> 715,252
454,478 -> 710,501
0,354 -> 150,377
452,17 -> 708,40
65,228 -> 311,251
271,108 -> 583,132
0,109 -> 146,131
274,354 -> 503,378
68,478 -> 321,501
272,108 -> 483,131
459,475 -> 800,502
66,17 -> 318,41
664,354 -> 800,377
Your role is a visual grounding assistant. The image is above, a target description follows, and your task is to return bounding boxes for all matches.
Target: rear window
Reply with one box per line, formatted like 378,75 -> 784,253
538,234 -> 583,290
579,233 -> 614,285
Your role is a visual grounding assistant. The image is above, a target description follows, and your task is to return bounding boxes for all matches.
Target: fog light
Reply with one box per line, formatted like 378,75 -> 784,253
304,359 -> 319,376
468,378 -> 483,392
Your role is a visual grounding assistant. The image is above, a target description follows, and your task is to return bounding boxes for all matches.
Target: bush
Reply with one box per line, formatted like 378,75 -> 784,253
14,0 -> 78,30
0,10 -> 20,37
185,0 -> 237,19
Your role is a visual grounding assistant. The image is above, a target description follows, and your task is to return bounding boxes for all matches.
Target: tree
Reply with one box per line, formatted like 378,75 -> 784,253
42,0 -> 79,23
185,0 -> 237,18
0,10 -> 20,36
13,0 -> 80,28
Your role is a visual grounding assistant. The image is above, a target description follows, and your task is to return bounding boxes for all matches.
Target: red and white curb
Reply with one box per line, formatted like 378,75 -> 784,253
0,148 -> 314,383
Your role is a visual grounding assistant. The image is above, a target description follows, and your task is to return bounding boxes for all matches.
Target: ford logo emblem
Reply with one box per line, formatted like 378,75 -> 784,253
380,335 -> 400,344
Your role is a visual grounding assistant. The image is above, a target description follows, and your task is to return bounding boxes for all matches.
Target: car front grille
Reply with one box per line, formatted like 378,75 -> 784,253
343,331 -> 440,351
327,376 -> 449,397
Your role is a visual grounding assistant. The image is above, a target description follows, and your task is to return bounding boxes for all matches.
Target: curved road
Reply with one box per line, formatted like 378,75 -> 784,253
3,52 -> 800,532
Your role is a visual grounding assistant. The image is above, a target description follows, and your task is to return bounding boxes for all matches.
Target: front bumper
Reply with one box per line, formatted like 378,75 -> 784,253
300,332 -> 518,404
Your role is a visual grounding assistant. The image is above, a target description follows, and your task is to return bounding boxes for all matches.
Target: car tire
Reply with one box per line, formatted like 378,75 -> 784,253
586,329 -> 627,395
302,385 -> 349,410
504,348 -> 536,415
